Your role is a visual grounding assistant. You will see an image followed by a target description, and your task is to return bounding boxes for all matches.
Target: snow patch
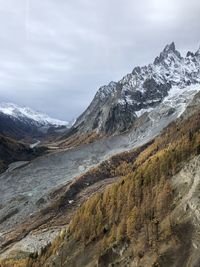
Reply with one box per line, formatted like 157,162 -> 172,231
163,84 -> 200,117
135,107 -> 154,117
136,84 -> 200,120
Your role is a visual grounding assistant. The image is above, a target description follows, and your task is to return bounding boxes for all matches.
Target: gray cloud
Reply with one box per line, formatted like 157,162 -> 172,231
0,0 -> 199,120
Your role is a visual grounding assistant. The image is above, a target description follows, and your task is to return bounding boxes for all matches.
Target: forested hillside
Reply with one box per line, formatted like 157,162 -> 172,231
2,100 -> 200,267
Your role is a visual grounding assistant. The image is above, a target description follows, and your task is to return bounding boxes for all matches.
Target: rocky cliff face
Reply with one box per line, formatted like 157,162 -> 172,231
71,42 -> 200,136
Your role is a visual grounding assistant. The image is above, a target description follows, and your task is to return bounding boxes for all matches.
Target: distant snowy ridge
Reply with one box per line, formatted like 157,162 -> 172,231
0,102 -> 70,127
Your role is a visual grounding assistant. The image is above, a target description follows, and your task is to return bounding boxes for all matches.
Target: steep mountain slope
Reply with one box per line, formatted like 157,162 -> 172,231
67,42 -> 200,140
0,103 -> 70,141
12,93 -> 200,267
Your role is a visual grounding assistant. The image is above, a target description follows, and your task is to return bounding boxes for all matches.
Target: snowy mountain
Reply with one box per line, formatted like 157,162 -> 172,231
71,42 -> 200,136
0,103 -> 69,127
0,103 -> 70,140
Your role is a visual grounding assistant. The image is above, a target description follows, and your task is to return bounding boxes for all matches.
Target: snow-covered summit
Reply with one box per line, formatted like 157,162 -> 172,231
120,42 -> 199,93
72,42 -> 200,136
0,102 -> 69,127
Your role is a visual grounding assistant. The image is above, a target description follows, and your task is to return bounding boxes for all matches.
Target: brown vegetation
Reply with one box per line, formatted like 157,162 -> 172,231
58,131 -> 100,149
2,110 -> 200,266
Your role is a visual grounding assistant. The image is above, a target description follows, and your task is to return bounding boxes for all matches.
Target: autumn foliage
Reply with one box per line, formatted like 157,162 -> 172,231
1,110 -> 200,266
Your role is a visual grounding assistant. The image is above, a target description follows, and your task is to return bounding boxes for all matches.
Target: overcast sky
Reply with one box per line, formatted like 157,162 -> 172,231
0,0 -> 199,121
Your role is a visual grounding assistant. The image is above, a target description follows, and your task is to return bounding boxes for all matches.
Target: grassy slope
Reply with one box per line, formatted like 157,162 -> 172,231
2,108 -> 200,266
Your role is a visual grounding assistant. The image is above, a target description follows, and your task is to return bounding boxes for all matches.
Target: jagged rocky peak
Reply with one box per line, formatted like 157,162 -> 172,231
95,81 -> 118,101
186,51 -> 195,58
132,66 -> 141,75
163,42 -> 177,53
71,42 -> 200,137
154,42 -> 182,64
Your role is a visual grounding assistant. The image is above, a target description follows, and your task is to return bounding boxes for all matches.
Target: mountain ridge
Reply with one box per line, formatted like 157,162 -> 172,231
0,102 -> 69,127
0,102 -> 70,141
69,42 -> 200,137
